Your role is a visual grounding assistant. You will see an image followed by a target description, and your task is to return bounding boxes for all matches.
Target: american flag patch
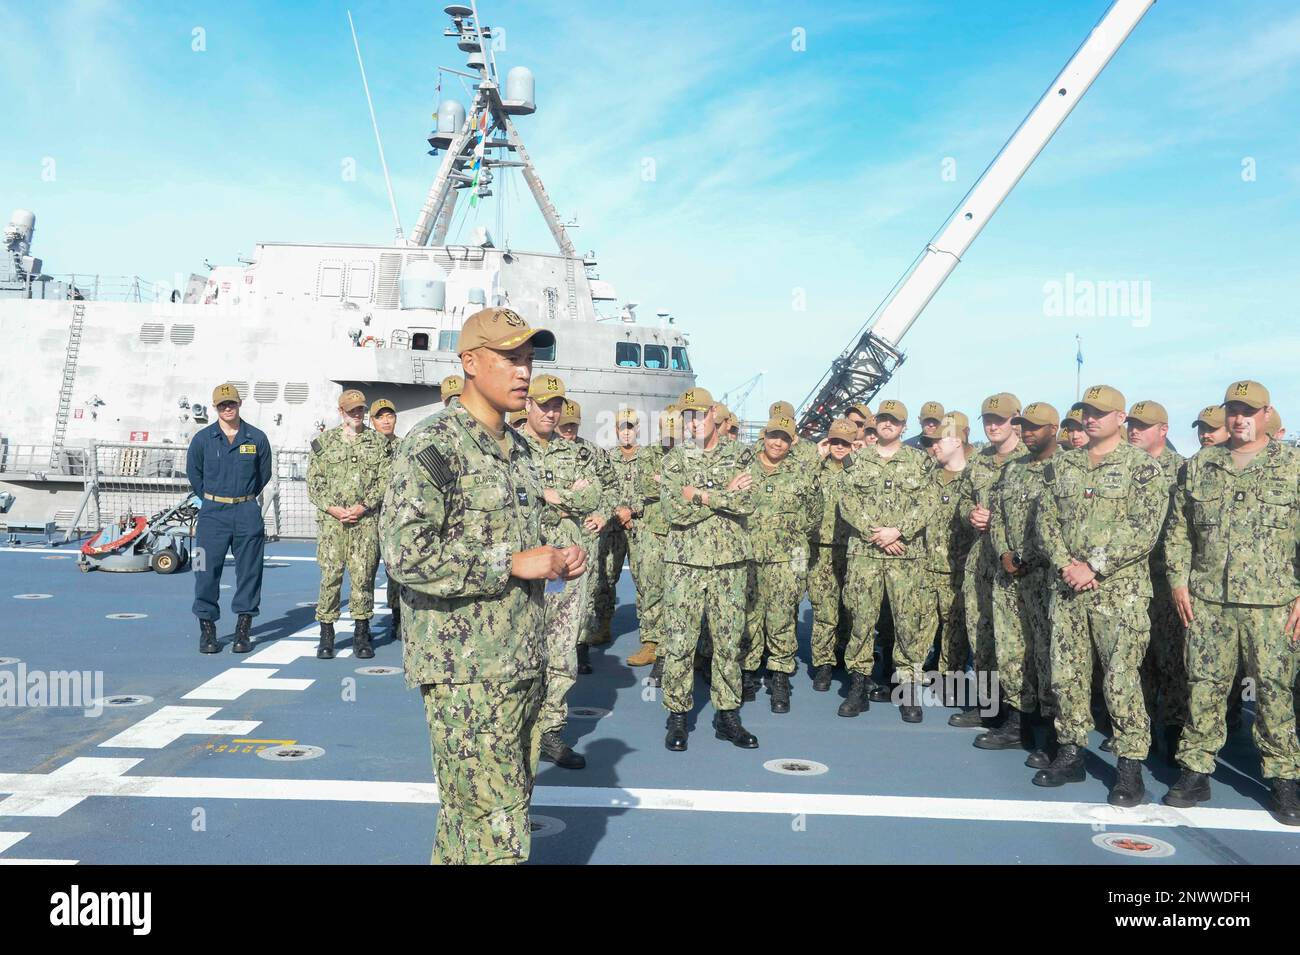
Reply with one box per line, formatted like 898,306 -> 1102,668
416,445 -> 454,491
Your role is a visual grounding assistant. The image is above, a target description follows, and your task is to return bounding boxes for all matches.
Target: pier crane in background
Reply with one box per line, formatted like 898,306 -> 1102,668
797,0 -> 1156,438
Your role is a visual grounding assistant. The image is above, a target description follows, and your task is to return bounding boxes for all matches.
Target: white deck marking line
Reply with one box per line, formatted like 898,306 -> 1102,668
0,758 -> 142,816
0,832 -> 30,852
98,706 -> 260,750
243,640 -> 352,665
0,830 -> 78,864
0,758 -> 1294,834
182,667 -> 314,701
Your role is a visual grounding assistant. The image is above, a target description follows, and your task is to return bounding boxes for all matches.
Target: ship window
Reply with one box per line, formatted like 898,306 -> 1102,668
644,344 -> 668,369
437,331 -> 460,352
317,261 -> 344,299
671,346 -> 691,371
412,333 -> 430,351
346,262 -> 375,303
616,342 -> 641,367
534,340 -> 556,362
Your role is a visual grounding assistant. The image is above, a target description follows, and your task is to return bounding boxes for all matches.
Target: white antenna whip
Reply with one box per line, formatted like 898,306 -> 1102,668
348,10 -> 404,242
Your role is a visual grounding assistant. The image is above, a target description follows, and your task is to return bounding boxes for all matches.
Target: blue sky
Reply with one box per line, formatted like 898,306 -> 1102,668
4,0 -> 1299,450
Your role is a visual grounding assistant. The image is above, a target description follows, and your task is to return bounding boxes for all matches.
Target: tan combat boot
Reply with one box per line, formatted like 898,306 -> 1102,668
627,642 -> 657,667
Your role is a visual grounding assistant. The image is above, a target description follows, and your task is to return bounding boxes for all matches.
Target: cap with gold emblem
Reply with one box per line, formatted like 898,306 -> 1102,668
658,409 -> 681,437
876,398 -> 907,421
1126,400 -> 1168,426
919,401 -> 945,423
1266,408 -> 1283,437
980,392 -> 1021,418
1224,379 -> 1269,410
847,402 -> 872,419
947,410 -> 969,433
440,375 -> 464,399
1078,384 -> 1126,415
828,419 -> 857,442
763,415 -> 797,440
1192,405 -> 1225,429
1064,404 -> 1085,427
1013,402 -> 1060,428
938,415 -> 962,440
616,408 -> 639,427
507,409 -> 528,427
212,382 -> 242,406
678,388 -> 715,412
559,399 -> 582,426
338,388 -> 367,412
527,374 -> 566,401
665,402 -> 681,416
769,400 -> 796,419
457,306 -> 555,353
369,398 -> 396,418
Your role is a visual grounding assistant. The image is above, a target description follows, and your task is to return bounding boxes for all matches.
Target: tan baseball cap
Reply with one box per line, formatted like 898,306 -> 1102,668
948,411 -> 969,433
616,408 -> 639,427
980,392 -> 1021,418
716,402 -> 734,424
559,399 -> 582,426
458,306 -> 555,353
679,388 -> 715,413
770,400 -> 796,419
528,374 -> 566,401
763,415 -> 797,440
938,415 -> 962,440
1013,402 -> 1060,428
828,419 -> 857,442
1078,384 -> 1126,415
1126,400 -> 1168,426
1224,379 -> 1269,410
507,409 -> 527,427
876,398 -> 907,421
1266,408 -> 1283,437
440,374 -> 464,399
369,398 -> 396,418
919,401 -> 945,423
1192,405 -> 1225,429
212,382 -> 242,405
846,402 -> 872,419
658,409 -> 681,436
1064,404 -> 1085,427
338,389 -> 367,412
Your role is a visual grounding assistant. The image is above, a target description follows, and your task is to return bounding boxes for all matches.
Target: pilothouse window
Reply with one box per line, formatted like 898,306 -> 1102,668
411,333 -> 430,351
671,346 -> 690,371
644,344 -> 668,370
616,342 -> 641,368
534,341 -> 556,362
437,331 -> 460,352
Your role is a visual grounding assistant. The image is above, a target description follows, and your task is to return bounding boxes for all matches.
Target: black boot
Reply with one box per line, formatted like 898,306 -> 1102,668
868,680 -> 894,704
948,708 -> 985,728
1162,725 -> 1182,768
576,643 -> 592,675
1270,779 -> 1300,826
353,618 -> 375,659
713,709 -> 758,748
974,707 -> 1028,750
837,673 -> 870,718
647,656 -> 663,688
665,712 -> 689,752
199,619 -> 220,654
899,683 -> 923,723
812,664 -> 834,692
742,669 -> 762,703
316,622 -> 336,660
1162,768 -> 1211,808
1099,736 -> 1114,752
1108,756 -> 1146,808
540,731 -> 586,769
390,604 -> 402,639
1026,725 -> 1059,770
231,613 -> 253,654
1031,744 -> 1086,787
770,671 -> 791,714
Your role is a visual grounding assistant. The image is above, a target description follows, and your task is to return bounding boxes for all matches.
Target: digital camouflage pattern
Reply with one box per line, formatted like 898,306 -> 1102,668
660,439 -> 755,712
1036,442 -> 1168,757
595,446 -> 643,639
521,429 -> 605,734
809,455 -> 854,667
1165,440 -> 1300,779
580,437 -> 620,646
1141,445 -> 1187,729
959,443 -> 1033,689
838,444 -> 935,683
380,404 -> 547,866
380,430 -> 400,631
920,467 -> 974,675
308,425 -> 394,623
632,445 -> 668,646
988,455 -> 1056,715
741,451 -> 821,674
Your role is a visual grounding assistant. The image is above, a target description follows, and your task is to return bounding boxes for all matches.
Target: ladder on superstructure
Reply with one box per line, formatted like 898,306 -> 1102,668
49,302 -> 86,470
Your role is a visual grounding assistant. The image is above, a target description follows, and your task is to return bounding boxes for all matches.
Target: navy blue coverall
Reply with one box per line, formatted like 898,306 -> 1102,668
186,420 -> 273,621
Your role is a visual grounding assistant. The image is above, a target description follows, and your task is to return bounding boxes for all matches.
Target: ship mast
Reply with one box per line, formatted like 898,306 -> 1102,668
408,3 -> 576,258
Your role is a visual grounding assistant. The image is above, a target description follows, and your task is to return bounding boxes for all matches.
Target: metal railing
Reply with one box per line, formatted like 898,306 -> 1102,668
50,274 -> 164,303
0,442 -> 88,477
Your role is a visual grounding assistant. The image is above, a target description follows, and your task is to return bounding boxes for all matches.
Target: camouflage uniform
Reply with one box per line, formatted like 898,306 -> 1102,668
1140,445 -> 1188,730
633,445 -> 668,648
582,438 -> 620,645
741,452 -> 822,674
1165,441 -> 1300,780
379,404 -> 547,865
661,440 -> 755,713
958,444 -> 1033,691
839,445 -> 935,684
381,431 -> 400,626
809,455 -> 854,668
920,467 -> 975,675
597,446 -> 641,638
522,429 -> 605,735
989,454 -> 1057,718
1036,442 -> 1168,758
308,426 -> 393,623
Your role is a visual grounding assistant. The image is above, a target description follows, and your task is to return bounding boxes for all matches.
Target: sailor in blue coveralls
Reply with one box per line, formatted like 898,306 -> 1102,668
186,382 -> 273,654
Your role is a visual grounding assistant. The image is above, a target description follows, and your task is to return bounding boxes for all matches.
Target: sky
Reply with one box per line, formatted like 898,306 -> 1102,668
4,0 -> 1299,451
